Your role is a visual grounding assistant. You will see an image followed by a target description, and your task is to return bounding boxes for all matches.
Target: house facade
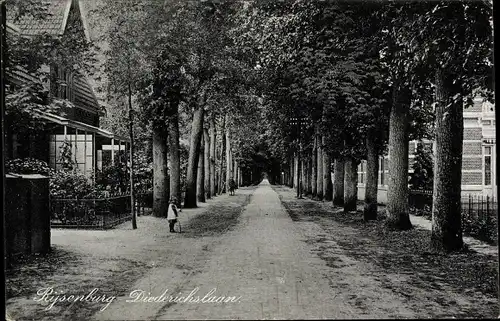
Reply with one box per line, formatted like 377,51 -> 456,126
6,0 -> 129,179
357,97 -> 496,202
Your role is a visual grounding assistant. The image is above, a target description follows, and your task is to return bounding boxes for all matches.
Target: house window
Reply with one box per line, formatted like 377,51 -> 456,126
380,157 -> 385,186
359,162 -> 364,184
484,146 -> 492,186
49,130 -> 94,178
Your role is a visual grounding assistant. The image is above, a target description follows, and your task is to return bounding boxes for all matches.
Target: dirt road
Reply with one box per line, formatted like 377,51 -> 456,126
95,179 -> 354,319
95,179 -> 432,320
6,179 -> 497,320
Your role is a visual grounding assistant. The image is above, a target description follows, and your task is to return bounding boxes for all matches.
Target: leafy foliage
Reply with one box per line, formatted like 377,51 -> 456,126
5,158 -> 51,176
93,150 -> 130,193
49,169 -> 94,199
58,140 -> 75,170
5,82 -> 72,133
409,142 -> 434,190
95,0 -> 492,198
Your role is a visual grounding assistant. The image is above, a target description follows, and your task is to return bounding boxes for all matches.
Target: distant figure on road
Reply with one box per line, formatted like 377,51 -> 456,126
167,196 -> 180,233
229,178 -> 237,196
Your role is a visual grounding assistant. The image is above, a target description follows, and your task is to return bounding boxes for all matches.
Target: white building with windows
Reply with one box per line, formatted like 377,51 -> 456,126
357,97 -> 496,203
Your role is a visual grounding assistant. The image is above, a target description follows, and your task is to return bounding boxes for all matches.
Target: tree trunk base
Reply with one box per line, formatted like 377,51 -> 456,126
333,197 -> 344,207
363,203 -> 377,221
385,215 -> 413,230
430,234 -> 464,253
184,195 -> 198,209
343,199 -> 356,212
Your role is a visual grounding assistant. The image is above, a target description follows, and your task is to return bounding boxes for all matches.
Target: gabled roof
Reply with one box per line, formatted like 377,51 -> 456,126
7,0 -> 91,41
6,0 -> 101,115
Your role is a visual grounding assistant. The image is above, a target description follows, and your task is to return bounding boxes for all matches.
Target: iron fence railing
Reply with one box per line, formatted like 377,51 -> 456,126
409,189 -> 497,243
408,189 -> 433,213
50,193 -> 132,229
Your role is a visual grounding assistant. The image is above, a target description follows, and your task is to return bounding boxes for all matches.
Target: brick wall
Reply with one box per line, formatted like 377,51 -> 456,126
463,142 -> 482,155
463,128 -> 483,140
461,172 -> 482,185
462,157 -> 482,170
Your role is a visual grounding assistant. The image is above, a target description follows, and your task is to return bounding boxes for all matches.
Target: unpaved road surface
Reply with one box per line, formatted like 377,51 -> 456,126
97,179 -> 498,319
97,179 -> 357,320
6,180 -> 498,320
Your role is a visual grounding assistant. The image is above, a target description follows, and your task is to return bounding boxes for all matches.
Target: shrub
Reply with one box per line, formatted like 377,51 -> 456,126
49,169 -> 94,199
462,209 -> 497,244
409,141 -> 434,190
5,158 -> 52,176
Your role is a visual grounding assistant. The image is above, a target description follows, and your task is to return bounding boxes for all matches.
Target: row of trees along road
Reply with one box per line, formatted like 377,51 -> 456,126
97,0 -> 493,252
96,0 -> 267,214
230,0 -> 493,253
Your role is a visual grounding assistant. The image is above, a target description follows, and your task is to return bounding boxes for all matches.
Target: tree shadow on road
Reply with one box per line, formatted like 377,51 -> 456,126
273,185 -> 498,319
183,193 -> 252,238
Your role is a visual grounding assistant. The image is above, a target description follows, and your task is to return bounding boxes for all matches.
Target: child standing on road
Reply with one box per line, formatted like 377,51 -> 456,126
167,197 -> 180,233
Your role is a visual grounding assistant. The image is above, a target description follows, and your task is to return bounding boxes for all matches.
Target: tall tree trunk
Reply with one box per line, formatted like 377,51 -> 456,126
431,67 -> 464,252
322,135 -> 332,201
293,153 -> 300,191
333,158 -> 345,206
128,80 -> 137,229
184,104 -> 205,208
303,158 -> 308,195
316,133 -> 323,200
289,156 -> 294,187
197,134 -> 206,203
167,112 -> 181,207
219,118 -> 226,194
209,116 -> 216,197
225,118 -> 232,192
312,137 -> 317,198
233,159 -> 238,188
235,160 -> 239,188
300,159 -> 305,196
386,84 -> 412,230
305,157 -> 310,195
215,170 -> 219,195
203,128 -> 210,199
153,126 -> 169,217
364,135 -> 379,221
344,156 -> 357,212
